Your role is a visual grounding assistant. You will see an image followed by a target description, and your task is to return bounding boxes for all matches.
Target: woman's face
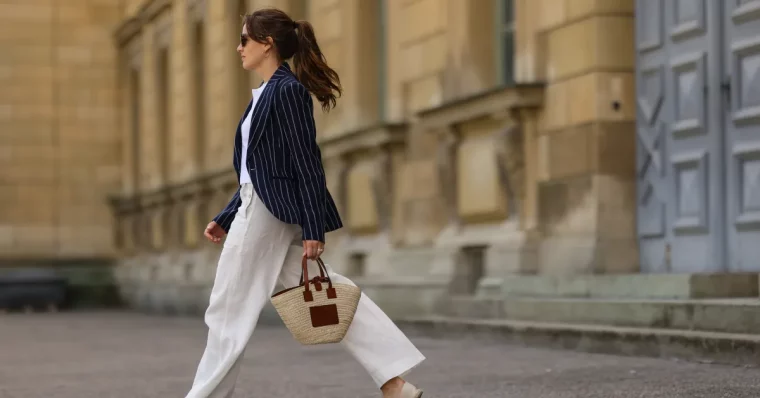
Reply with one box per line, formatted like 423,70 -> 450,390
237,24 -> 270,71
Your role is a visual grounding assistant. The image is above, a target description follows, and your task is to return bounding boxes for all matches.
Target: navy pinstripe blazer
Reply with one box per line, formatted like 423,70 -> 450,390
212,63 -> 343,242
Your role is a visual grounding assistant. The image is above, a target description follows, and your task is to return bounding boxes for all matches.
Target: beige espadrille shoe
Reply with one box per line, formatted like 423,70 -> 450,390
400,381 -> 423,398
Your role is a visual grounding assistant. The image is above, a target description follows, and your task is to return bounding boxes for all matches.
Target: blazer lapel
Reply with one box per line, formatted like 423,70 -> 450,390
247,63 -> 294,153
247,83 -> 275,152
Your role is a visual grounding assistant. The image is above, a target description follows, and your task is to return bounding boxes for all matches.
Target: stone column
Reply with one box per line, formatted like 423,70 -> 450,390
529,0 -> 637,275
170,0 -> 208,182
139,23 -> 160,191
183,195 -> 205,249
122,38 -> 143,196
154,9 -> 173,186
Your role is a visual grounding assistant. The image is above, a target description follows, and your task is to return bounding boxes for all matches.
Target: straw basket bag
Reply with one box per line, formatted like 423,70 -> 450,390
270,257 -> 361,345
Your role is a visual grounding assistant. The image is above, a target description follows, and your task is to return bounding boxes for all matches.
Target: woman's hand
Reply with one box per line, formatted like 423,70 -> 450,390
303,240 -> 324,260
204,221 -> 226,244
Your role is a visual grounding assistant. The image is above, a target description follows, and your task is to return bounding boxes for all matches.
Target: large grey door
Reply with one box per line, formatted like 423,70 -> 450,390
724,0 -> 760,271
636,0 -> 724,272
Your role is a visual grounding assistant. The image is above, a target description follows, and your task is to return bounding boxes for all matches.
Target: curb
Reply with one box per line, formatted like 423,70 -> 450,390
397,316 -> 760,368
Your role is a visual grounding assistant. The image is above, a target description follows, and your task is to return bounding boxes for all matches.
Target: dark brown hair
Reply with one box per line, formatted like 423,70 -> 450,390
243,8 -> 342,112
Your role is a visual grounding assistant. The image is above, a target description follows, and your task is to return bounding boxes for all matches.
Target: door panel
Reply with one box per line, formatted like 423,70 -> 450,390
725,0 -> 760,271
636,0 -> 723,272
637,0 -> 669,272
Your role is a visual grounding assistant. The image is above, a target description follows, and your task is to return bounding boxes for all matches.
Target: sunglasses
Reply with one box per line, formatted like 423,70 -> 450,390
240,34 -> 249,47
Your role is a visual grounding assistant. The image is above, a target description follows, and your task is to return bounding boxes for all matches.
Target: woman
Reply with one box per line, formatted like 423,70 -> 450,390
185,8 -> 425,398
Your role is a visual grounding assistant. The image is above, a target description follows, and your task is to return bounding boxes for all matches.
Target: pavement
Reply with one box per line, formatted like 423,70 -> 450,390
0,311 -> 758,398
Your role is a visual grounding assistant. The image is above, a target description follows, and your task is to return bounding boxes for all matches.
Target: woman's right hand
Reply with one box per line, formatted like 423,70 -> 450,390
204,221 -> 226,244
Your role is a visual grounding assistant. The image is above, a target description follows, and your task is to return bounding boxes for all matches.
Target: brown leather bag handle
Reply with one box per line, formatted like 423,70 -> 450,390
301,257 -> 335,302
299,257 -> 326,284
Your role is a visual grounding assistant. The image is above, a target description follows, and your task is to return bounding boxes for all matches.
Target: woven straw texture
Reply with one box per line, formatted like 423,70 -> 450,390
271,281 -> 361,345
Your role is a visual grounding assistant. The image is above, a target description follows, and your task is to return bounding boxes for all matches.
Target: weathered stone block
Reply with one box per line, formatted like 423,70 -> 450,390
401,34 -> 447,82
403,198 -> 446,246
406,74 -> 443,114
546,16 -> 634,81
346,161 -> 379,233
537,0 -> 568,31
591,121 -> 636,177
546,18 -> 595,80
399,159 -> 438,200
539,174 -> 597,235
594,72 -> 636,122
400,0 -> 446,42
456,122 -> 508,223
542,125 -> 594,180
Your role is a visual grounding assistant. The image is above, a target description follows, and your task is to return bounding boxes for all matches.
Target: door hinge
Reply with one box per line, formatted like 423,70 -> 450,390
721,76 -> 731,104
665,243 -> 672,272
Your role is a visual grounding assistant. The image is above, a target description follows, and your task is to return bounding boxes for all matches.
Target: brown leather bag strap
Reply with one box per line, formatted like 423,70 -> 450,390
301,257 -> 310,291
300,258 -> 336,302
316,258 -> 333,289
299,257 -> 327,285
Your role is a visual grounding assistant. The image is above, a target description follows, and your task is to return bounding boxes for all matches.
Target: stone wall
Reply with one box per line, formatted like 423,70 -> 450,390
0,1 -> 122,262
4,0 -> 639,315
108,0 -> 640,317
516,0 -> 638,275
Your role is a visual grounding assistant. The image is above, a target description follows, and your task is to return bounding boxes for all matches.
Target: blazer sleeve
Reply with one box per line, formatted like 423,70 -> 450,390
277,81 -> 327,242
212,187 -> 241,233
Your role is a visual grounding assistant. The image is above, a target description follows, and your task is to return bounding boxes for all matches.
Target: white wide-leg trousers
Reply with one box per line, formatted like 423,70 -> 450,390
185,184 -> 425,398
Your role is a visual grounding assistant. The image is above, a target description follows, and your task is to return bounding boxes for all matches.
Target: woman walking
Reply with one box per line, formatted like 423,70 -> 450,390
185,8 -> 425,398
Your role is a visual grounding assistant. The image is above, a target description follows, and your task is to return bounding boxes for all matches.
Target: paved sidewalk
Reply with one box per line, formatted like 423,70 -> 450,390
0,311 -> 758,397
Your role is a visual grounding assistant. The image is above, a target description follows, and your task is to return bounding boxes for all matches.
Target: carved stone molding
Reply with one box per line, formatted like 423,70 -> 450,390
154,8 -> 173,49
115,17 -> 142,45
188,0 -> 208,22
508,106 -> 541,232
319,122 -> 408,160
494,124 -> 523,218
114,0 -> 172,45
144,0 -> 172,21
370,149 -> 393,232
108,165 -> 247,254
319,123 -> 407,238
435,126 -> 460,227
125,37 -> 143,70
416,84 -> 544,131
327,155 -> 350,218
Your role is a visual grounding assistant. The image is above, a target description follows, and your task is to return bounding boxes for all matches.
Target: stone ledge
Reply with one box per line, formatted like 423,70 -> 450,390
354,278 -> 449,319
499,273 -> 760,299
416,84 -> 544,130
438,296 -> 760,335
318,122 -> 407,159
397,316 -> 760,368
113,0 -> 172,44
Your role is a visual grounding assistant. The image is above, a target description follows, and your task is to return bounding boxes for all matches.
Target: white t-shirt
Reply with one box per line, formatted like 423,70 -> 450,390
240,81 -> 268,185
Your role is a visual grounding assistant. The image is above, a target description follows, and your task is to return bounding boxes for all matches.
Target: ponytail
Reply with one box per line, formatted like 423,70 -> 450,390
243,8 -> 341,112
292,20 -> 342,112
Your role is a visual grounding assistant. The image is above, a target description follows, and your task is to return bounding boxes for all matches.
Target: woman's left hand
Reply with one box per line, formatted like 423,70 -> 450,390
303,240 -> 324,260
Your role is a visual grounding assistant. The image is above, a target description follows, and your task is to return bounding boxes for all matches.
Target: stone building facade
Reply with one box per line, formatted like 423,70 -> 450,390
0,1 -> 123,299
110,0 -> 640,315
3,0 -> 757,315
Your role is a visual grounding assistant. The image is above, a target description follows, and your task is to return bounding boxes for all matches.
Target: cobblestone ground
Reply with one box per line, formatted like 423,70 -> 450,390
1,311 -> 758,398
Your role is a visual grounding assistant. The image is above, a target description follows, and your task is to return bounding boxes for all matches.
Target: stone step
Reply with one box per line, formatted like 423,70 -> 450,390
397,315 -> 760,367
437,296 -> 760,335
497,273 -> 759,299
